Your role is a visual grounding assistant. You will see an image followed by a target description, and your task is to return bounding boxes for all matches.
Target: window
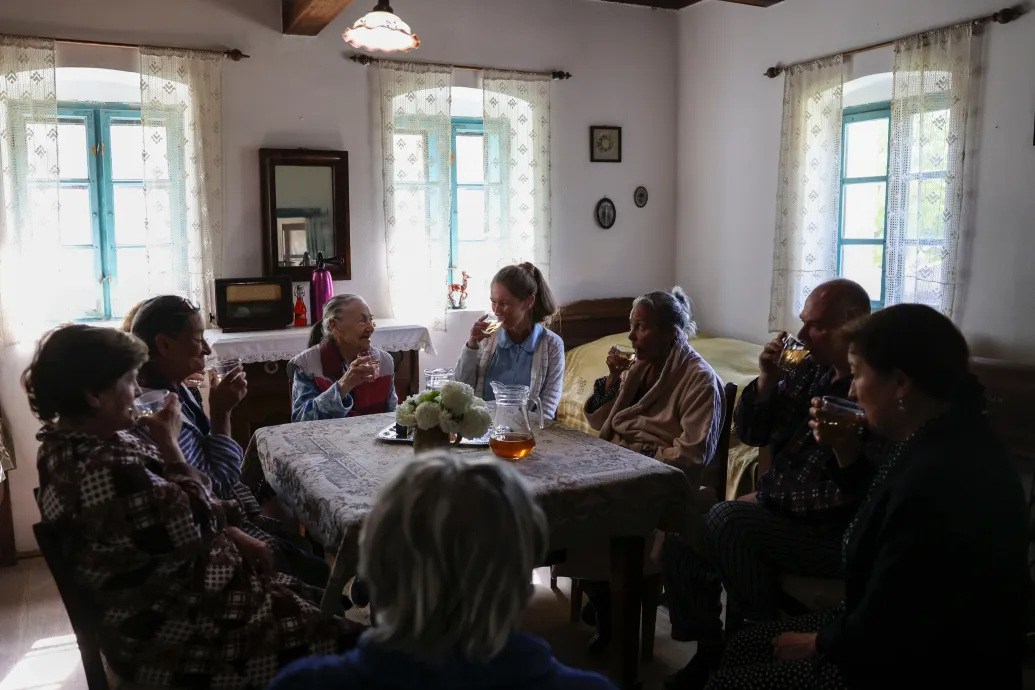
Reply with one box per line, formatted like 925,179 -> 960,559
837,103 -> 891,307
838,99 -> 951,309
35,104 -> 185,321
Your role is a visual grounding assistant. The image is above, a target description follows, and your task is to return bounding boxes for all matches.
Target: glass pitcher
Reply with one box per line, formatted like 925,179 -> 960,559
488,382 -> 544,460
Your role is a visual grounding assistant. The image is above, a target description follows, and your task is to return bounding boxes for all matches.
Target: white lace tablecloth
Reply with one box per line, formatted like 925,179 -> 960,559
204,320 -> 436,364
254,411 -> 693,549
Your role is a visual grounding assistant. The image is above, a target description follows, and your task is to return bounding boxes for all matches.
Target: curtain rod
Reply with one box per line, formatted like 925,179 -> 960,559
1,33 -> 250,61
349,54 -> 571,80
764,4 -> 1023,78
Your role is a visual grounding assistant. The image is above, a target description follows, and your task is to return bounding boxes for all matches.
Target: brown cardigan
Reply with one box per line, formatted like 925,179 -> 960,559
585,339 -> 725,489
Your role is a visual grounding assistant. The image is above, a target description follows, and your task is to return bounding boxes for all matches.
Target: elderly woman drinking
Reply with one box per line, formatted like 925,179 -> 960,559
128,296 -> 331,588
288,294 -> 397,421
457,263 -> 565,418
269,451 -> 617,690
586,287 -> 724,481
705,304 -> 1027,689
29,325 -> 361,689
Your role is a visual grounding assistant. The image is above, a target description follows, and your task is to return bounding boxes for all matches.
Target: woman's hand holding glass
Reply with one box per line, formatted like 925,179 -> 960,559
139,393 -> 182,451
467,315 -> 493,349
605,346 -> 634,391
337,356 -> 379,397
210,366 -> 247,418
808,396 -> 866,468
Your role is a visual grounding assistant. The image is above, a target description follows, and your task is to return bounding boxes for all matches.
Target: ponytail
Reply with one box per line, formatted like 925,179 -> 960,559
308,322 -> 324,348
492,263 -> 557,325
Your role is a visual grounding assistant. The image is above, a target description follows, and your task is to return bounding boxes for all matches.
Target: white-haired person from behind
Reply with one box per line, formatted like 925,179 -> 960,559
269,451 -> 618,690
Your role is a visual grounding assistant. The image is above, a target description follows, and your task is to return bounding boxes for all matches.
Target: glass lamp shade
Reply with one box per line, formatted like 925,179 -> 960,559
343,10 -> 420,53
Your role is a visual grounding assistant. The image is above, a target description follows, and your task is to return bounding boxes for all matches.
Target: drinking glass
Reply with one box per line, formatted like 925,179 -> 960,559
483,314 -> 502,335
777,334 -> 810,372
816,395 -> 867,442
358,349 -> 380,379
424,368 -> 455,392
210,357 -> 243,384
611,344 -> 637,365
133,390 -> 169,418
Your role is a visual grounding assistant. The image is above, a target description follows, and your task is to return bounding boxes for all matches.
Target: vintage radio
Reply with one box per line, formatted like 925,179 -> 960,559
214,277 -> 294,332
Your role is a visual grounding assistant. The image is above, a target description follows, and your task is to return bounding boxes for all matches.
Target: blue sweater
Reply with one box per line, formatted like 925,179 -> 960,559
268,633 -> 616,690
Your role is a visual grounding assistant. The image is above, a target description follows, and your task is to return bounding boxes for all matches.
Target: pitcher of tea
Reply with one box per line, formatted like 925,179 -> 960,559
488,382 -> 544,460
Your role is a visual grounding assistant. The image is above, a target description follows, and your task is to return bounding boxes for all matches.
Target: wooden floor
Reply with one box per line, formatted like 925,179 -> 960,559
0,557 -> 694,690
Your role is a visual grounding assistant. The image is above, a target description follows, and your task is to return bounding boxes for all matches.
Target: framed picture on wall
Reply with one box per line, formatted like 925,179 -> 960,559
590,126 -> 622,163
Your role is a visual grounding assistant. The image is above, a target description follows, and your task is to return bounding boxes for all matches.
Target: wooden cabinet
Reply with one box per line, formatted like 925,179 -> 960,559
228,350 -> 422,449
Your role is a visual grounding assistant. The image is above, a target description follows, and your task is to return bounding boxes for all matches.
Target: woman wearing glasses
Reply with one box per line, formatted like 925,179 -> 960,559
288,294 -> 397,421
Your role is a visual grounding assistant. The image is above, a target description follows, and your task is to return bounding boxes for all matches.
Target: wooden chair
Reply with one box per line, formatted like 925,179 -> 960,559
33,521 -> 112,690
566,381 -> 740,661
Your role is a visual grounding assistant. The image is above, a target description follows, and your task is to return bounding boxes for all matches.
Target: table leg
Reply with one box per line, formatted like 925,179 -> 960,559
320,527 -> 358,616
610,535 -> 644,690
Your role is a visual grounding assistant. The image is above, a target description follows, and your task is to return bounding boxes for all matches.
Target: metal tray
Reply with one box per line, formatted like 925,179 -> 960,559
375,424 -> 491,447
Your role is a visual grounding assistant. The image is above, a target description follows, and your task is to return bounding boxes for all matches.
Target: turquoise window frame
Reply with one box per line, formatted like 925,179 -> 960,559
837,102 -> 891,309
450,116 -> 484,286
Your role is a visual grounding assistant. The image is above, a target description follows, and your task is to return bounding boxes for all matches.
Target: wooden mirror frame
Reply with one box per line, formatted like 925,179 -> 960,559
260,148 -> 351,281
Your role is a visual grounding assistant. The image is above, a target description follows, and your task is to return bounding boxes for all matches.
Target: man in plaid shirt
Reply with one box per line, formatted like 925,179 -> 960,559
663,279 -> 875,690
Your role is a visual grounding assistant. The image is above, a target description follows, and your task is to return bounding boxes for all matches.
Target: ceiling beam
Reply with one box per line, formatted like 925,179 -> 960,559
283,0 -> 356,36
597,0 -> 783,8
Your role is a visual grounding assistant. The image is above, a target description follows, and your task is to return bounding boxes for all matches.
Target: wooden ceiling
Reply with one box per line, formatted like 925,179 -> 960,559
283,0 -> 356,36
601,0 -> 782,7
281,0 -> 782,36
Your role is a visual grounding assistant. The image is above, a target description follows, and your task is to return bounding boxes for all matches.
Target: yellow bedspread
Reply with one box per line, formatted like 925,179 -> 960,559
557,333 -> 762,499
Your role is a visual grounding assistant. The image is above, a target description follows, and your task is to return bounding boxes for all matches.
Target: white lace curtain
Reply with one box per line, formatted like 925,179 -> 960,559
768,56 -> 844,332
0,36 -> 60,345
377,63 -> 453,332
885,25 -> 972,317
139,47 -> 225,324
477,70 -> 552,303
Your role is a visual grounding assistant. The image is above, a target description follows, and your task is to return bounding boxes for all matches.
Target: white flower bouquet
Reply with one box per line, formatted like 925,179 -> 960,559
396,381 -> 492,441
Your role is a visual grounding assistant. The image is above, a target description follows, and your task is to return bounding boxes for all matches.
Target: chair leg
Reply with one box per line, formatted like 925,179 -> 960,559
569,578 -> 584,624
550,574 -> 558,590
641,574 -> 662,662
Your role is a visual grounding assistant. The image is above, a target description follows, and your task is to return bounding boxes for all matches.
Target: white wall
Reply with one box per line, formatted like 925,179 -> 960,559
676,0 -> 1035,361
0,0 -> 678,551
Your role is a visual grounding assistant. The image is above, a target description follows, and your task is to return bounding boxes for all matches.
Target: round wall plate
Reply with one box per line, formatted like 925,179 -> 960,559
595,197 -> 616,229
634,186 -> 648,208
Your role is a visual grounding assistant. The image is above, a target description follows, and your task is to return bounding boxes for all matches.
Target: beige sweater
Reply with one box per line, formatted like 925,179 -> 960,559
585,339 -> 725,489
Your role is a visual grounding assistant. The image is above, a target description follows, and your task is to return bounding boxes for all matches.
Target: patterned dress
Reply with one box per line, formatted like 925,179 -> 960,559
35,426 -> 361,689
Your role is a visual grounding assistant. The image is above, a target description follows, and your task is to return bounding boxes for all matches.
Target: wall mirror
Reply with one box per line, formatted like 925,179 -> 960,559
260,148 -> 351,281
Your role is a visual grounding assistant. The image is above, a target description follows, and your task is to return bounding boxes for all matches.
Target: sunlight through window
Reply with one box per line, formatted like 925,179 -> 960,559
0,635 -> 80,690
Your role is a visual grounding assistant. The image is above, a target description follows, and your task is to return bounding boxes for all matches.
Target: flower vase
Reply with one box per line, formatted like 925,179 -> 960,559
413,427 -> 451,454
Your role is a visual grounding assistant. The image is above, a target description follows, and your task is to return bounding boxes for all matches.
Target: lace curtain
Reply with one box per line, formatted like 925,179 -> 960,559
377,63 -> 452,332
768,56 -> 844,332
476,70 -> 552,302
0,36 -> 59,345
885,25 -> 972,317
139,47 -> 224,323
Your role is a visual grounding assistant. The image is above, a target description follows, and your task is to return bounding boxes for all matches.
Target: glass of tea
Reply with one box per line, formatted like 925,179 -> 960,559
611,344 -> 637,365
778,334 -> 810,372
483,314 -> 502,335
816,395 -> 867,442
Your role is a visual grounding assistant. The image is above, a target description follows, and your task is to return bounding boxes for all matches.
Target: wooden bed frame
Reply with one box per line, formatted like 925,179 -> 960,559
548,298 -> 1035,462
549,297 -> 635,352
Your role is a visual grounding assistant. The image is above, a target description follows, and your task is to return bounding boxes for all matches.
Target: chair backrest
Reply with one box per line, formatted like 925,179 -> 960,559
704,381 -> 738,498
33,521 -> 111,690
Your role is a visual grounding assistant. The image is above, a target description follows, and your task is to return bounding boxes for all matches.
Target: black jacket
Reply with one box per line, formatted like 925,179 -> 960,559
815,407 -> 1028,688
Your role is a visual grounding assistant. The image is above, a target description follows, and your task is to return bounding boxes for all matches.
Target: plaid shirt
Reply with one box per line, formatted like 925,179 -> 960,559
735,360 -> 876,527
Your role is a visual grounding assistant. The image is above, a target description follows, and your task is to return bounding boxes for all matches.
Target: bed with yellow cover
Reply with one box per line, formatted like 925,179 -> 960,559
549,298 -> 762,500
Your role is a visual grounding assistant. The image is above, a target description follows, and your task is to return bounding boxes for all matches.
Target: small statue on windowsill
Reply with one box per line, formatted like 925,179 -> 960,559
447,271 -> 469,310
301,251 -> 312,267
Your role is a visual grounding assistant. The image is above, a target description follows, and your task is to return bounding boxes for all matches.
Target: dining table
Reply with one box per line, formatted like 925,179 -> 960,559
253,410 -> 694,689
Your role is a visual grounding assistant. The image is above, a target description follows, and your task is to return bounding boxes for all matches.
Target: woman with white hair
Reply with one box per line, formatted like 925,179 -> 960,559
269,452 -> 617,690
288,294 -> 397,421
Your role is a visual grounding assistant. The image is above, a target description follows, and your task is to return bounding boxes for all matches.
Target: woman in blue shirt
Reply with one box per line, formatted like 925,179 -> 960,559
456,263 -> 565,418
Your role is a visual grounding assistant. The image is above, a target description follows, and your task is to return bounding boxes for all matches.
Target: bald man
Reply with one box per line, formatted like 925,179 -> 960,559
662,279 -> 878,690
